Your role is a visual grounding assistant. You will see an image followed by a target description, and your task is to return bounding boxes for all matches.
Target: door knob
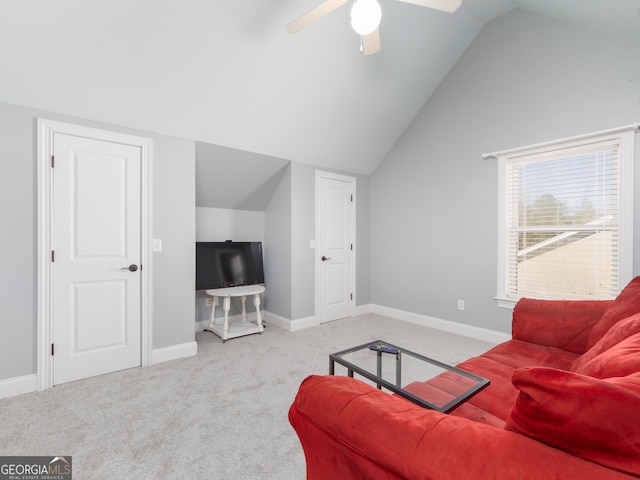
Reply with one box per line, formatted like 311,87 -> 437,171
321,256 -> 331,261
121,264 -> 138,272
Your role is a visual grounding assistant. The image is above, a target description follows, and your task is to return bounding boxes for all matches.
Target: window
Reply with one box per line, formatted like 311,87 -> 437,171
491,126 -> 636,307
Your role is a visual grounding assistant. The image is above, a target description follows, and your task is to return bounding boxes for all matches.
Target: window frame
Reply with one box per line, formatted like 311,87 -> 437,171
493,126 -> 636,309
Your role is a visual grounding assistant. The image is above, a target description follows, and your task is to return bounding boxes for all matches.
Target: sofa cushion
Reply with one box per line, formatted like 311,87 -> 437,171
454,356 -> 520,422
588,276 -> 640,348
573,332 -> 640,379
608,372 -> 640,394
482,339 -> 579,371
513,298 -> 610,354
404,379 -> 506,428
572,312 -> 640,372
448,340 -> 580,424
506,367 -> 640,477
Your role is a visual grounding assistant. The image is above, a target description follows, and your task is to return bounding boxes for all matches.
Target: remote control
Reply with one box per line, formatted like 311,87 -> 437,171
368,343 -> 399,354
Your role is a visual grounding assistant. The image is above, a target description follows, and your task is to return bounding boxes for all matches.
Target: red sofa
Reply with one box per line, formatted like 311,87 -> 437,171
289,277 -> 640,479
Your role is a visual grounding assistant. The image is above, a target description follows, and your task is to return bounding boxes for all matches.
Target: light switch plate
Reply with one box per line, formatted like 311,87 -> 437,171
152,239 -> 163,252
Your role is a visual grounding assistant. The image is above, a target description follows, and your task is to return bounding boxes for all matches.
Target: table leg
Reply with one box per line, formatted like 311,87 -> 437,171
222,296 -> 231,341
376,351 -> 382,390
206,296 -> 219,331
241,295 -> 247,321
396,352 -> 402,387
253,293 -> 264,332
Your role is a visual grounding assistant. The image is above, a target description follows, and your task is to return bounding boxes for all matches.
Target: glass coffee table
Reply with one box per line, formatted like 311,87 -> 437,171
329,339 -> 490,413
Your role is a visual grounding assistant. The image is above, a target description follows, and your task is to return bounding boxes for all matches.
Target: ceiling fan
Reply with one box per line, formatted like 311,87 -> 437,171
285,0 -> 462,55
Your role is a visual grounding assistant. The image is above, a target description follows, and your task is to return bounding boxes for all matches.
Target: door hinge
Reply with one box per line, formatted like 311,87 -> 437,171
350,194 -> 353,202
51,155 -> 55,168
51,343 -> 54,356
350,243 -> 353,251
51,250 -> 55,262
350,293 -> 353,300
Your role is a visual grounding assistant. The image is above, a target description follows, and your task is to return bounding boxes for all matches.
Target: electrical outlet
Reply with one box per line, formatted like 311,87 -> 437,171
457,300 -> 465,311
205,297 -> 213,307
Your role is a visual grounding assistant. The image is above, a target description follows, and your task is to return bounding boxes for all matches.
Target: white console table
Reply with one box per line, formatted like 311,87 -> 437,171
204,285 -> 265,342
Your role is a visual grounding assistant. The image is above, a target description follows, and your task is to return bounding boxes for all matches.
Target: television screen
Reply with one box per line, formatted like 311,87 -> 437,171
196,242 -> 265,291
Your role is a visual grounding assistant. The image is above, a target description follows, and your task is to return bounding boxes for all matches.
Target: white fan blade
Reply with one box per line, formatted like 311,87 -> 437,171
397,0 -> 462,13
286,0 -> 350,34
362,28 -> 381,55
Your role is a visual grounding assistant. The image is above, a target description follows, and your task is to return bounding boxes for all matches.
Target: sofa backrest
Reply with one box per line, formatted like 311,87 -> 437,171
512,298 -> 609,353
587,276 -> 640,348
507,277 -> 640,477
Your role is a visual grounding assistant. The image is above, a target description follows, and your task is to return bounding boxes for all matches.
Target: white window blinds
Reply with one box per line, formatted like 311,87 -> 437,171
493,125 -> 635,305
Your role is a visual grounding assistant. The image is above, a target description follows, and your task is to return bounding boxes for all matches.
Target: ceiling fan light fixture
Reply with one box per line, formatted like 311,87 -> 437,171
350,0 -> 382,36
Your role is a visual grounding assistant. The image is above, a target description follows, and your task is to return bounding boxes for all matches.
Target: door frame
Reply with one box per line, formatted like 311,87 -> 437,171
36,118 -> 153,391
314,170 -> 356,324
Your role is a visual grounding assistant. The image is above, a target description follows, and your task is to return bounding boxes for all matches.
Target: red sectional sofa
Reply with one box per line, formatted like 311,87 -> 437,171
289,277 -> 640,479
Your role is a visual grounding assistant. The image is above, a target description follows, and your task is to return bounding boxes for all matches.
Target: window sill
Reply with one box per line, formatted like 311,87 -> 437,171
495,297 -> 517,310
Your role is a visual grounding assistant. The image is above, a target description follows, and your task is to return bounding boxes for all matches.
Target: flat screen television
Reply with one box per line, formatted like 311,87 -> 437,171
196,241 -> 265,291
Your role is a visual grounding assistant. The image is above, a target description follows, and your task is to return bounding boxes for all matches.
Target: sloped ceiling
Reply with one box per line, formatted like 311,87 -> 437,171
196,142 -> 289,210
0,1 -> 638,175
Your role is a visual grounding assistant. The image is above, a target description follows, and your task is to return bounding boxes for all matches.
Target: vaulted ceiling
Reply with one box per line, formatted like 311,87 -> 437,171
1,1 -> 638,175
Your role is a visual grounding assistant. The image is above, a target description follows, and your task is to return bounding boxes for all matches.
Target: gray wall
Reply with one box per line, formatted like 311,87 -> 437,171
151,134 -> 196,349
355,173 -> 371,309
370,9 -> 640,334
0,101 -> 196,381
264,162 -> 371,322
264,165 -> 293,319
291,163 -> 371,320
290,163 -> 316,320
0,103 -> 38,380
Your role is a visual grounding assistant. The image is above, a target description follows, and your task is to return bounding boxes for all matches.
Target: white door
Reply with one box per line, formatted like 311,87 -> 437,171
51,133 -> 142,385
316,172 -> 356,323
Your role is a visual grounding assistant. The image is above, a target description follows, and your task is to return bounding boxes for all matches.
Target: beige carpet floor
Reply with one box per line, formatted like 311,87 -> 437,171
0,313 -> 496,479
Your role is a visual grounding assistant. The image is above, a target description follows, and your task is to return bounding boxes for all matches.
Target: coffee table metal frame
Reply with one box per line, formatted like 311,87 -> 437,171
329,339 -> 490,413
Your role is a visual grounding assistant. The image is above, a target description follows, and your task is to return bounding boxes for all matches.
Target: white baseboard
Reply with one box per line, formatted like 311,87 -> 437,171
264,312 -> 291,331
0,374 -> 37,399
195,303 -> 509,344
265,306 -> 370,332
4,305 -> 507,399
270,305 -> 368,331
369,304 -> 511,344
151,341 -> 198,364
264,312 -> 318,332
253,303 -> 508,345
1,343 -> 199,399
291,315 -> 318,331
195,319 -> 209,332
198,311 -> 321,333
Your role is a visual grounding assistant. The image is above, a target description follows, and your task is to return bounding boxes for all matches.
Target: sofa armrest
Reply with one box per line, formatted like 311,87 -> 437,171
512,298 -> 610,353
290,375 -> 631,480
